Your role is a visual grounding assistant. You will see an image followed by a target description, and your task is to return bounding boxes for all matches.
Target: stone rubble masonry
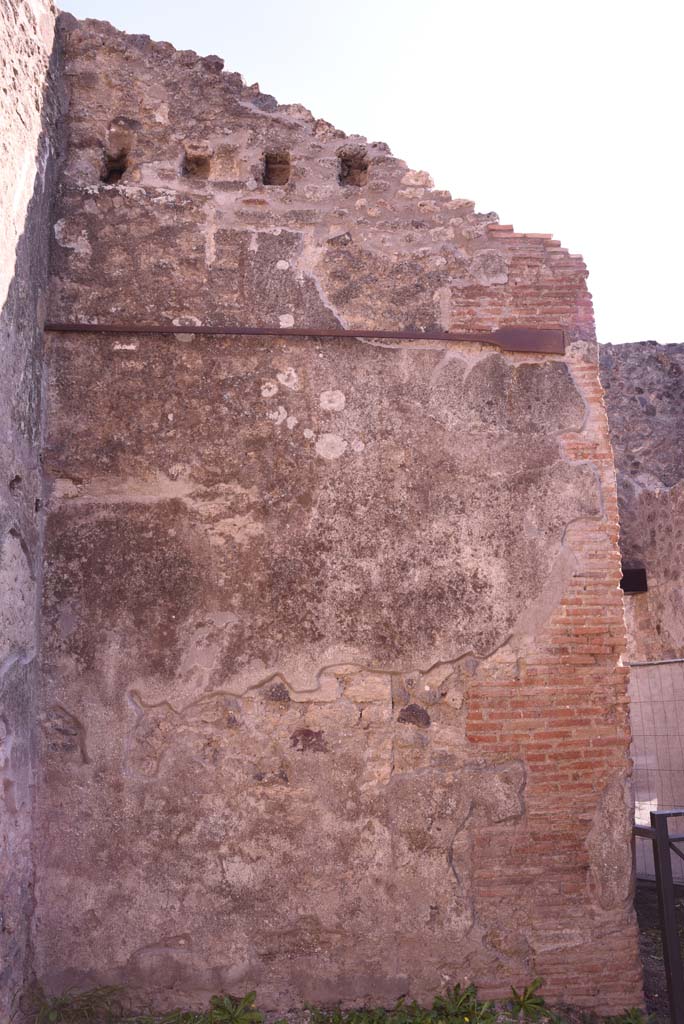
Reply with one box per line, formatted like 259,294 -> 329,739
0,0 -> 62,1017
0,8 -> 643,1017
600,342 -> 684,663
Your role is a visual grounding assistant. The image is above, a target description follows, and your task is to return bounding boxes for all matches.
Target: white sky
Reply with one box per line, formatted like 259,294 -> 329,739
61,0 -> 684,345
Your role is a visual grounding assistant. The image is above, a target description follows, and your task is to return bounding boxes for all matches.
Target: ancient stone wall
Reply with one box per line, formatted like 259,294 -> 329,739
0,0 -> 61,1014
600,342 -> 684,662
31,16 -> 642,1014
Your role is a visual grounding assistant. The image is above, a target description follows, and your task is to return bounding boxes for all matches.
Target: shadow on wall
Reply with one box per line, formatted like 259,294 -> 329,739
0,4 -> 64,1014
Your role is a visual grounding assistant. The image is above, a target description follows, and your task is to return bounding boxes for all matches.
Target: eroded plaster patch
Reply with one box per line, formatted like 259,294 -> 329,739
314,433 -> 348,460
319,389 -> 346,412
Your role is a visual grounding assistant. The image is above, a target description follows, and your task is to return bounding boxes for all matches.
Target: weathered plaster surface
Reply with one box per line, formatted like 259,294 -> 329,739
28,16 -> 641,1015
0,0 -> 60,1013
601,342 -> 684,661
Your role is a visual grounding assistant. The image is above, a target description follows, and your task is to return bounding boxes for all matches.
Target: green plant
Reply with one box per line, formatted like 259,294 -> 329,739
307,1007 -> 389,1024
392,1001 -> 435,1024
130,1013 -> 199,1024
17,984 -> 650,1024
22,989 -> 266,1024
605,1011 -> 649,1024
432,985 -> 496,1024
205,993 -> 262,1024
347,1010 -> 391,1024
24,987 -> 128,1024
308,1001 -> 432,1024
306,1005 -> 343,1024
509,980 -> 547,1022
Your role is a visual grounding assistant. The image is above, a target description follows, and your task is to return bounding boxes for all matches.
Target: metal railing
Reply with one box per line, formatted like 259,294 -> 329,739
629,659 -> 684,882
634,810 -> 684,1024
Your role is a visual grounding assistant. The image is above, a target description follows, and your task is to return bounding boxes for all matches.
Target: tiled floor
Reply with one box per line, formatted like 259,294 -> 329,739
630,661 -> 684,880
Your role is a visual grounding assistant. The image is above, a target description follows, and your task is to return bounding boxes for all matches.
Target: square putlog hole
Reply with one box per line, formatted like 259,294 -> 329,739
620,565 -> 648,593
183,142 -> 213,179
338,149 -> 368,187
100,150 -> 128,184
263,152 -> 291,186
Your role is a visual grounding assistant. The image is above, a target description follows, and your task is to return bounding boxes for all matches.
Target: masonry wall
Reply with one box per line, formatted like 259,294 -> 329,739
0,1 -> 61,1015
32,18 -> 642,1014
600,342 -> 684,663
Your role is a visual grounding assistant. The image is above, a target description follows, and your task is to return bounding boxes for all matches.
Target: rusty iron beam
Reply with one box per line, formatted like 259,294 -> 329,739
44,321 -> 565,355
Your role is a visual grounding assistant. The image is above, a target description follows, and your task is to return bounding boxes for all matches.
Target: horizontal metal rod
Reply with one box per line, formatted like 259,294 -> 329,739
631,827 -> 684,842
634,823 -> 684,841
630,658 -> 684,667
44,321 -> 565,355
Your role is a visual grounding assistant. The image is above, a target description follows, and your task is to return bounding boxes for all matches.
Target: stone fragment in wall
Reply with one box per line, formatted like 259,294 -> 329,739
0,718 -> 17,812
397,703 -> 431,728
252,762 -> 289,786
290,727 -> 327,753
0,528 -> 34,666
299,697 -> 360,735
392,720 -> 431,773
469,249 -> 509,286
312,118 -> 347,140
486,926 -> 533,961
211,144 -> 244,181
326,231 -> 352,247
40,705 -> 89,764
184,692 -> 240,728
343,671 -> 392,703
127,691 -> 182,777
401,169 -> 434,188
585,777 -> 634,911
290,670 -> 340,702
405,662 -> 457,707
263,679 -> 290,704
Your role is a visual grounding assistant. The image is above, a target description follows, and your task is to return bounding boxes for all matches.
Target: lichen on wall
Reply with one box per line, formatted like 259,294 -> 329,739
0,0 -> 60,1013
30,14 -> 642,1016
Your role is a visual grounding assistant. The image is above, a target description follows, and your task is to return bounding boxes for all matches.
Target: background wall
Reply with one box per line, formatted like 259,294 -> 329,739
29,17 -> 643,1014
601,343 -> 684,886
0,0 -> 61,1014
601,341 -> 684,662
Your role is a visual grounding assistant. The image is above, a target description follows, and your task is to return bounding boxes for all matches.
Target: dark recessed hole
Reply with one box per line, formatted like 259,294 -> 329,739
620,565 -> 648,593
182,143 -> 212,178
101,149 -> 128,184
9,475 -> 22,495
263,151 -> 290,186
34,497 -> 42,513
338,149 -> 368,187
